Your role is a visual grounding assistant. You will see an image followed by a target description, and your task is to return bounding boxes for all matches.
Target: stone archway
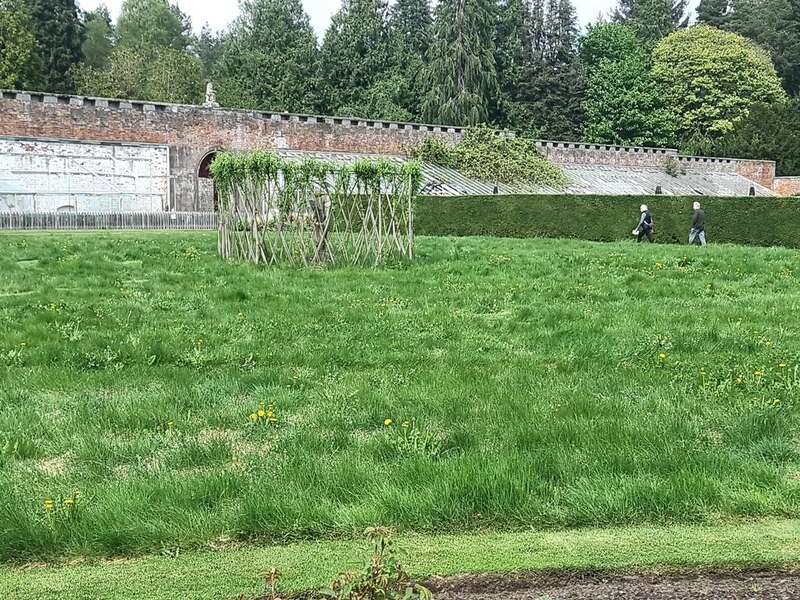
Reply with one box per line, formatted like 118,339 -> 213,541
197,151 -> 220,212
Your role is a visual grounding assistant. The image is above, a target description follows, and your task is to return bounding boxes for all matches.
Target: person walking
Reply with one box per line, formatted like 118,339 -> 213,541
689,201 -> 706,247
633,204 -> 655,243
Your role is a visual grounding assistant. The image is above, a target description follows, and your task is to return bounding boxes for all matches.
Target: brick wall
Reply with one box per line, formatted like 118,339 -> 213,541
537,141 -> 676,168
0,90 -> 784,208
0,91 -> 465,209
773,177 -> 800,196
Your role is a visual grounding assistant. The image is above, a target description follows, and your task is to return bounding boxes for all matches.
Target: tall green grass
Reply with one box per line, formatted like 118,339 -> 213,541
0,232 -> 798,561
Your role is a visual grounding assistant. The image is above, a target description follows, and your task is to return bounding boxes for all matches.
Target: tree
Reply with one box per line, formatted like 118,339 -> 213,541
388,0 -> 433,119
116,0 -> 192,56
0,0 -> 36,89
707,100 -> 800,175
580,23 -> 673,146
697,0 -> 800,96
516,0 -> 585,138
82,6 -> 114,69
613,0 -> 689,45
72,45 -> 202,104
320,0 -> 393,116
215,0 -> 320,113
494,0 -> 534,128
422,0 -> 498,126
696,0 -> 733,28
652,25 -> 786,141
27,0 -> 85,92
196,24 -> 223,80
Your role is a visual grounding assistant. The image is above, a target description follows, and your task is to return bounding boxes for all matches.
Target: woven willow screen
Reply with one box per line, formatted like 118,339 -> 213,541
211,152 -> 423,266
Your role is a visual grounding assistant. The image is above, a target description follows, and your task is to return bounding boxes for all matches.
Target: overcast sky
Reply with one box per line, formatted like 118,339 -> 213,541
78,0 -> 701,38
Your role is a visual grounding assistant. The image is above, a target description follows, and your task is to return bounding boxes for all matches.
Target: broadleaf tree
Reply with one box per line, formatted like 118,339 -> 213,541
0,0 -> 37,89
580,23 -> 673,146
652,24 -> 787,141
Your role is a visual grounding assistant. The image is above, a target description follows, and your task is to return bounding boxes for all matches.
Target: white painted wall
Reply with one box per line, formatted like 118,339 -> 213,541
0,138 -> 169,213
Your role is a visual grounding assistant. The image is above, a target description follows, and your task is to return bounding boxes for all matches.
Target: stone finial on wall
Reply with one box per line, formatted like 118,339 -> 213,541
203,82 -> 219,108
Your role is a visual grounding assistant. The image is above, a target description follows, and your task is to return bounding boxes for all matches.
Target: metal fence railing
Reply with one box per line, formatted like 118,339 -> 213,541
0,212 -> 218,231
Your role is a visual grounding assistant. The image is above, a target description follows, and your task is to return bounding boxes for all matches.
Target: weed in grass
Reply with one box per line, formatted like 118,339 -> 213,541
322,527 -> 432,600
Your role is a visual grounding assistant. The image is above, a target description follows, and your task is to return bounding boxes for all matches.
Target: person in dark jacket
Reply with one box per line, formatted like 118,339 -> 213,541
689,201 -> 706,246
633,204 -> 654,243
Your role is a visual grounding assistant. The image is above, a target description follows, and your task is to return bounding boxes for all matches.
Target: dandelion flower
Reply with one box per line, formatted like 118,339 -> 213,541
779,364 -> 787,368
266,411 -> 274,418
735,378 -> 743,385
658,353 -> 667,360
257,410 -> 266,418
383,419 -> 393,426
43,500 -> 54,509
258,401 -> 266,406
754,371 -> 762,377
700,370 -> 707,376
167,420 -> 174,428
249,413 -> 258,421
63,498 -> 74,506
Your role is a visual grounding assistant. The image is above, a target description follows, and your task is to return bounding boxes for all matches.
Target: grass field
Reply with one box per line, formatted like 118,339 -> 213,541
1,232 -> 799,563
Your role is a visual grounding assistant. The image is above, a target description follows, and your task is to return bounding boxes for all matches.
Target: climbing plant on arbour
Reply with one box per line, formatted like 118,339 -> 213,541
210,151 -> 423,267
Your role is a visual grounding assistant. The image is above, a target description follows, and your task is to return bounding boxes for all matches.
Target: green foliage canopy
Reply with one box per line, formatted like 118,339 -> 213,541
652,25 -> 786,140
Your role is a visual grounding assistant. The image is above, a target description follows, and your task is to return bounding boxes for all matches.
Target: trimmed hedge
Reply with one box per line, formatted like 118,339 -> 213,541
415,195 -> 800,248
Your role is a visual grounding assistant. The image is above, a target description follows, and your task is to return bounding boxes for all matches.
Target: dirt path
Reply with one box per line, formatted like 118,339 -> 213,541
427,570 -> 800,600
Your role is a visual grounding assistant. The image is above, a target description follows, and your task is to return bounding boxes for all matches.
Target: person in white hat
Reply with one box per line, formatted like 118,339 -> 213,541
689,201 -> 706,246
632,204 -> 654,243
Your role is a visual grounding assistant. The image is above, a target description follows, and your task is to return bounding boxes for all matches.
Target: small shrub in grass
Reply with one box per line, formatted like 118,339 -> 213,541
320,527 -> 432,600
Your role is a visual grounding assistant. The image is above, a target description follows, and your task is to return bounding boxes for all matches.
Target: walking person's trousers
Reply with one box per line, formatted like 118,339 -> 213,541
689,228 -> 706,246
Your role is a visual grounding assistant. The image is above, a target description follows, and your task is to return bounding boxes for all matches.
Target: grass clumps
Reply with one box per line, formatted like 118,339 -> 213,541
410,126 -> 567,187
1,232 -> 799,562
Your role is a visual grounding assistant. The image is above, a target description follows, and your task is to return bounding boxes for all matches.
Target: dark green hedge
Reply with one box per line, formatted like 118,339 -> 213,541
415,195 -> 800,248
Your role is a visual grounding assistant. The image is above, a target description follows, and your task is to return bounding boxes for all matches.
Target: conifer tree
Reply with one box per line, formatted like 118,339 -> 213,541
422,0 -> 498,126
27,0 -> 84,92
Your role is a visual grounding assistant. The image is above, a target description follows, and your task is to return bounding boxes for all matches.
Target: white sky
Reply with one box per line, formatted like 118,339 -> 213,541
78,0 -> 701,38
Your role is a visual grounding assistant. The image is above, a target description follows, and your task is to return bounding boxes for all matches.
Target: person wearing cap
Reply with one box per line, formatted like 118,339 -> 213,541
689,201 -> 706,246
632,204 -> 654,243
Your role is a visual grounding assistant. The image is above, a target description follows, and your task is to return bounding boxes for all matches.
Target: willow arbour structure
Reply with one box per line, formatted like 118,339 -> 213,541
210,151 -> 424,266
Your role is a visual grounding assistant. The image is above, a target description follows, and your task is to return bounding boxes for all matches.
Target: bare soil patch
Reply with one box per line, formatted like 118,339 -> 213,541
427,569 -> 800,600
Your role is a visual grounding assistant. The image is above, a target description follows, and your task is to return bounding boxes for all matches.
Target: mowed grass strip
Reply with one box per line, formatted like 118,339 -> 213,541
0,232 -> 798,561
1,519 -> 799,600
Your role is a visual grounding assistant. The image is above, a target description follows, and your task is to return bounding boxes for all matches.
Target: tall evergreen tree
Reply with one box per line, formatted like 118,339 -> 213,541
82,6 -> 114,69
215,0 -> 321,113
422,0 -> 498,126
27,0 -> 84,92
696,0 -> 733,28
494,0 -> 534,127
613,0 -> 689,45
196,25 -> 224,81
387,0 -> 434,119
698,0 -> 800,96
522,0 -> 585,138
320,0 -> 392,116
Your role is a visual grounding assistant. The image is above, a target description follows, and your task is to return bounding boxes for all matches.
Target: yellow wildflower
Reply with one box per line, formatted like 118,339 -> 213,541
257,410 -> 266,418
249,413 -> 258,421
735,378 -> 743,385
63,498 -> 75,506
167,420 -> 174,428
383,419 -> 393,426
779,363 -> 787,368
266,411 -> 274,418
754,371 -> 762,377
700,370 -> 707,376
43,500 -> 54,509
658,353 -> 667,360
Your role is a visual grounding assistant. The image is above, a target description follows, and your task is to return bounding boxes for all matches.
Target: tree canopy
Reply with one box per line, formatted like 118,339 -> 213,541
652,24 -> 786,140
